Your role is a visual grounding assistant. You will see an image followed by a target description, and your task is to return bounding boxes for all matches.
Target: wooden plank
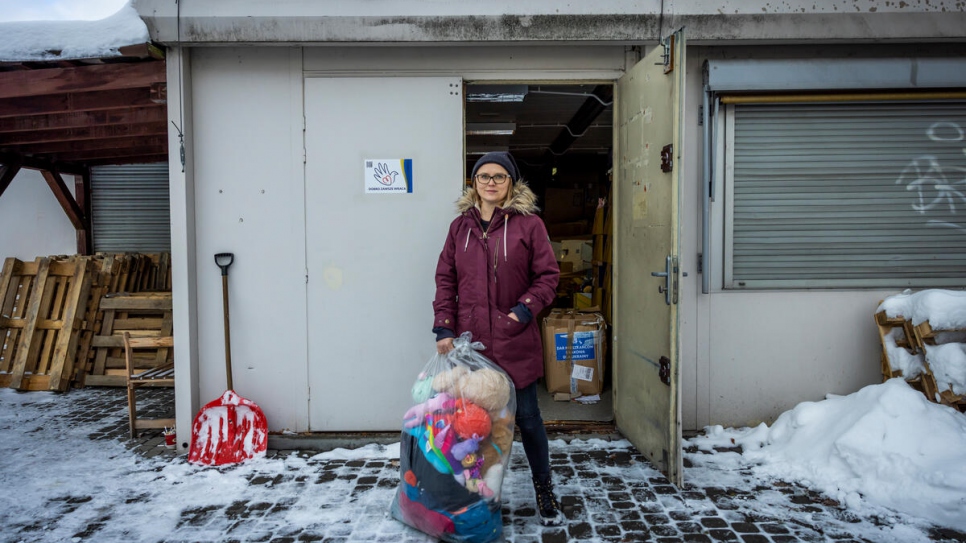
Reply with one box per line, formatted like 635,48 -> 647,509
34,282 -> 60,376
0,257 -> 21,317
99,295 -> 172,311
9,258 -> 51,389
0,121 -> 167,147
90,306 -> 116,374
48,259 -> 92,391
0,161 -> 21,199
42,170 -> 86,231
133,418 -> 175,430
71,261 -> 110,388
0,106 -> 167,134
0,318 -> 64,329
111,317 -> 166,330
127,336 -> 174,349
0,87 -> 160,118
0,258 -> 23,374
0,259 -> 29,374
0,62 -> 166,100
17,375 -> 52,391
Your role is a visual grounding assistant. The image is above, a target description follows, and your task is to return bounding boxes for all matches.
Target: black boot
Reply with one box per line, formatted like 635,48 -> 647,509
533,475 -> 564,526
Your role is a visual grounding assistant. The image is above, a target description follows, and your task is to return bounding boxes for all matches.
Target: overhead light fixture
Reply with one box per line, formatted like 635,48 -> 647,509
466,84 -> 529,103
466,123 -> 516,136
467,145 -> 510,155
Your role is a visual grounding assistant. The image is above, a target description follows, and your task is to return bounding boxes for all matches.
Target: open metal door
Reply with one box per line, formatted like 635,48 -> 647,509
613,30 -> 686,485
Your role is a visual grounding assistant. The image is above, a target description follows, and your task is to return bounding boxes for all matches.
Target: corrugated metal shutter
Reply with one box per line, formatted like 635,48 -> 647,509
91,163 -> 170,252
727,101 -> 966,289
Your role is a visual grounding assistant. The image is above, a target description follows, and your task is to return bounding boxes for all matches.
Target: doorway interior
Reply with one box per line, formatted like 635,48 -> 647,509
464,82 -> 615,425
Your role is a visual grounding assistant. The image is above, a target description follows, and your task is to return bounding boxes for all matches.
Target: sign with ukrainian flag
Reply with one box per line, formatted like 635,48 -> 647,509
364,159 -> 413,194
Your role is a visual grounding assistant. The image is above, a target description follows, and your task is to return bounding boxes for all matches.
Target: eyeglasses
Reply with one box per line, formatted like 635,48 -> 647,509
475,173 -> 510,185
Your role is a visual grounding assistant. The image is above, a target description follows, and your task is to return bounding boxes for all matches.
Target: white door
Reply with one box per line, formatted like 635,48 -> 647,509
613,31 -> 686,485
304,77 -> 464,431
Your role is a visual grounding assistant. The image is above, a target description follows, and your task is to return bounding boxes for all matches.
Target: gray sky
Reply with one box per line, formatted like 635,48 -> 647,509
0,0 -> 127,22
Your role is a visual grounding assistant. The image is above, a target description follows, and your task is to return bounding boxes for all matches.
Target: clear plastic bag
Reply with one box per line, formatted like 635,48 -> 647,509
390,332 -> 516,543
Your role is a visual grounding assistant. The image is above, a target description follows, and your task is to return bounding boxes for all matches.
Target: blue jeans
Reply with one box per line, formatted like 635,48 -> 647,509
515,382 -> 550,481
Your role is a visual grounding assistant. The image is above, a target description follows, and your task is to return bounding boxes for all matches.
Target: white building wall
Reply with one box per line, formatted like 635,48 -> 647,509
190,47 -> 308,432
175,41 -> 959,433
0,170 -> 76,261
683,48 -> 923,429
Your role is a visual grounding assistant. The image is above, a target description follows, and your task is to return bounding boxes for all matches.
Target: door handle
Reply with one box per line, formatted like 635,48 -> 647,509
650,255 -> 678,305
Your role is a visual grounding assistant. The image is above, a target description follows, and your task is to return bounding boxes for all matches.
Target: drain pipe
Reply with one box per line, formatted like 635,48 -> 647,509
701,65 -> 711,295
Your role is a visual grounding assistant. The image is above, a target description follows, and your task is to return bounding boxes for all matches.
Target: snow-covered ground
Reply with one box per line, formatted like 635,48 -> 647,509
0,376 -> 964,543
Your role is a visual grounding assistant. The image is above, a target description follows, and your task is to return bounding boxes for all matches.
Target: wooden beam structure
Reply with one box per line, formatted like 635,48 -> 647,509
0,52 -> 168,170
0,159 -> 22,199
0,62 -> 166,100
41,170 -> 86,231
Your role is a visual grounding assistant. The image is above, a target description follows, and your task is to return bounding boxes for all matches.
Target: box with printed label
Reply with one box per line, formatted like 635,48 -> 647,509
541,309 -> 606,397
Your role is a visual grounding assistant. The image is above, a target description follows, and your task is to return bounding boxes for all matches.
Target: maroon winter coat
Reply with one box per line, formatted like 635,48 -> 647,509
433,183 -> 559,389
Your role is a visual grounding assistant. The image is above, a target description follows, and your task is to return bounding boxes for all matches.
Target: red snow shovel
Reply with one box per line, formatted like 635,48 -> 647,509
188,253 -> 268,466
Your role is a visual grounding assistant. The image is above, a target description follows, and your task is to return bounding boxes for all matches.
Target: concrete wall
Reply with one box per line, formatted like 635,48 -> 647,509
0,170 -> 76,261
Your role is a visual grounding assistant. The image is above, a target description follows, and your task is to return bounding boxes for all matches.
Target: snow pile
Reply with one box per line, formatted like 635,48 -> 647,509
0,2 -> 148,61
688,288 -> 966,533
689,379 -> 966,531
878,289 -> 966,328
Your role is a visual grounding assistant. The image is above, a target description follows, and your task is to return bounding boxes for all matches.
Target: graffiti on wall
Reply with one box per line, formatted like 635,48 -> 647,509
896,121 -> 966,234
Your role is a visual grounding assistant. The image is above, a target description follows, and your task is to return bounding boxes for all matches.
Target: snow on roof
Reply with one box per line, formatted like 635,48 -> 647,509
0,2 -> 148,62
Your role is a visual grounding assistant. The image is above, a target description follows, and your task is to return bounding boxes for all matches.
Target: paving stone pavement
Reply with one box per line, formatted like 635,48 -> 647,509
12,387 -> 966,543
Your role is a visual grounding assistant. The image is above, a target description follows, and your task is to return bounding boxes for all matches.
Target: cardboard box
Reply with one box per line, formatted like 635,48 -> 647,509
542,309 -> 606,397
551,239 -> 593,272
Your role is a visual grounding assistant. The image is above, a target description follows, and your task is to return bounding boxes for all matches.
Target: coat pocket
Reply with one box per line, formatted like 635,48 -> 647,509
492,312 -> 528,340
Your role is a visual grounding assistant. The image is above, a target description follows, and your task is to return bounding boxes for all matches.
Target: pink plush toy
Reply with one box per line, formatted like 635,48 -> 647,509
402,392 -> 455,428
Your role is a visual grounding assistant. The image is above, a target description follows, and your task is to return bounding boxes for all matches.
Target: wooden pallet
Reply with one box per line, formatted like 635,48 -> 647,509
875,307 -> 966,412
0,257 -> 94,391
83,292 -> 173,387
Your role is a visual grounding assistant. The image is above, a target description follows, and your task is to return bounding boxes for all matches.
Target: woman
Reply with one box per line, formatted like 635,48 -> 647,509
432,151 -> 564,526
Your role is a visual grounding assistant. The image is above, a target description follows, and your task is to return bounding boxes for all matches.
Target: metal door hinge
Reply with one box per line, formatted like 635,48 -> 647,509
659,356 -> 671,386
660,144 -> 673,173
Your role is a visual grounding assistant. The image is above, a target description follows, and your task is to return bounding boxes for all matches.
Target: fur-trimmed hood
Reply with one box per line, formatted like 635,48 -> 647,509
454,182 -> 541,216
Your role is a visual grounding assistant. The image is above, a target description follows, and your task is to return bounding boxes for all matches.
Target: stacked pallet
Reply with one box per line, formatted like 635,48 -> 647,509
0,253 -> 172,391
0,256 -> 95,391
875,299 -> 966,412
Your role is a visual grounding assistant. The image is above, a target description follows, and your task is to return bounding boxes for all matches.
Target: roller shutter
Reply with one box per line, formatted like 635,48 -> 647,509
91,163 -> 170,252
725,100 -> 966,288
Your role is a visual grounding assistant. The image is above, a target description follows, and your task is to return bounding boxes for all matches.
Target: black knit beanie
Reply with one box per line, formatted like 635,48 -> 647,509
470,151 -> 520,182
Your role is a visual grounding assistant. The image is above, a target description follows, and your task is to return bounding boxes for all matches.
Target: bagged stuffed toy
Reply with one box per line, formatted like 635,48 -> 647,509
391,332 -> 516,543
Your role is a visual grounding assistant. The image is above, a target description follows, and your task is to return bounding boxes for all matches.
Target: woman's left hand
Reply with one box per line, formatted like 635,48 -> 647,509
507,312 -> 520,322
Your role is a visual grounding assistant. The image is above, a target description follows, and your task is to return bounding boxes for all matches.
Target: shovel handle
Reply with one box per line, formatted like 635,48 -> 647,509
215,253 -> 234,390
215,253 -> 234,275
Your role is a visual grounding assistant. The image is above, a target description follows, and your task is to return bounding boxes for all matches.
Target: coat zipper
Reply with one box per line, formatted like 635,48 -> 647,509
477,213 -> 499,284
